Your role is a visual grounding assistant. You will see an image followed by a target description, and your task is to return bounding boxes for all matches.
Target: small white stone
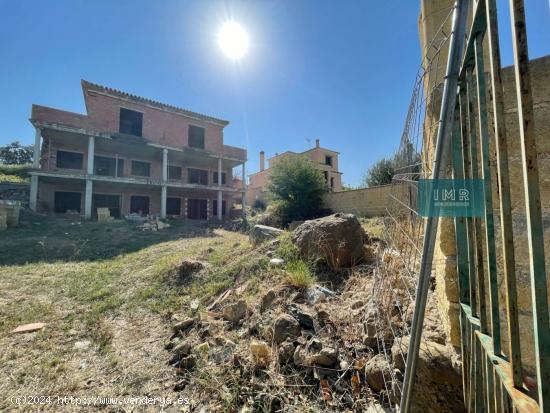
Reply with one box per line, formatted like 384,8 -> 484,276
269,258 -> 285,267
74,340 -> 91,350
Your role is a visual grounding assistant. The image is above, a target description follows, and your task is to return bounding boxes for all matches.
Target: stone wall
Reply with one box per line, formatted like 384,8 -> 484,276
0,183 -> 30,206
322,185 -> 393,217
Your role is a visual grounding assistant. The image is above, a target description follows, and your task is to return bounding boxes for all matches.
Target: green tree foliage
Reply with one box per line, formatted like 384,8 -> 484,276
362,157 -> 395,187
266,156 -> 326,224
0,141 -> 34,165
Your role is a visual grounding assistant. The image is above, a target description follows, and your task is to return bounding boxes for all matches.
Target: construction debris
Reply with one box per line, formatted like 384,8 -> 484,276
96,207 -> 113,222
11,322 -> 45,334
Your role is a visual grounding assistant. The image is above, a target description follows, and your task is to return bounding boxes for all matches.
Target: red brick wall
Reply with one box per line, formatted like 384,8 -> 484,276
84,89 -> 225,152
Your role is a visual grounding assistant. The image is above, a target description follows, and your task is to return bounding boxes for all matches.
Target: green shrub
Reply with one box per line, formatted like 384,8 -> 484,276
252,199 -> 266,211
266,156 -> 326,225
0,163 -> 31,183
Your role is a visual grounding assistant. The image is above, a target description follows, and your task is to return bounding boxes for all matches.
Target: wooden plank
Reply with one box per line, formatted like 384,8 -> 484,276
484,0 -> 523,387
509,1 -> 550,410
474,33 -> 502,356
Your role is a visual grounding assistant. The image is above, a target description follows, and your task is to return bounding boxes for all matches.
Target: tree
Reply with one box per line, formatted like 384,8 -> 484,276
0,141 -> 34,165
363,158 -> 395,187
266,156 -> 326,224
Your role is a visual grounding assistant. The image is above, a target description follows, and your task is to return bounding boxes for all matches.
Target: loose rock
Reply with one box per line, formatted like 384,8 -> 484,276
173,318 -> 195,333
273,314 -> 301,344
292,213 -> 368,268
364,354 -> 392,392
222,300 -> 248,322
287,304 -> 315,330
278,340 -> 295,364
249,225 -> 284,246
269,258 -> 285,267
260,290 -> 277,312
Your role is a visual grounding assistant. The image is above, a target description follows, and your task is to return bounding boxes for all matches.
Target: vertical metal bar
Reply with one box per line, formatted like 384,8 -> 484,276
474,33 -> 502,356
460,86 -> 478,317
461,311 -> 469,406
470,322 -> 477,412
486,352 -> 496,413
509,1 -> 550,410
399,2 -> 470,411
475,334 -> 484,412
495,370 -> 503,413
452,106 -> 470,304
484,0 -> 523,387
466,69 -> 488,334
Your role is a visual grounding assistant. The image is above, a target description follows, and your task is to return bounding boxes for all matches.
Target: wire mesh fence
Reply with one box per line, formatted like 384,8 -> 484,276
362,6 -> 456,410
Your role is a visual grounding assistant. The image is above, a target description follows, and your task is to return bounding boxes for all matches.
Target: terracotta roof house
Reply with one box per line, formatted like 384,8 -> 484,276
29,80 -> 247,220
247,139 -> 342,205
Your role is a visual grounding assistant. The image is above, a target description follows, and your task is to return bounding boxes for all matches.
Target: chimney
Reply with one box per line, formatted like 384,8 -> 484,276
316,139 -> 320,148
260,151 -> 265,171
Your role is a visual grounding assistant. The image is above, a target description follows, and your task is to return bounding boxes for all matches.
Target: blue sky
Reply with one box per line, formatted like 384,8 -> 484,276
1,1 -> 548,186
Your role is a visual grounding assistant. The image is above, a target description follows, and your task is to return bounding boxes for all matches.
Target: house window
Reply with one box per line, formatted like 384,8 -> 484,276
56,151 -> 83,169
330,177 -> 334,189
119,108 -> 143,136
323,171 -> 328,184
188,168 -> 208,185
325,155 -> 332,166
94,156 -> 124,177
188,125 -> 205,149
131,160 -> 150,177
212,200 -> 226,216
187,199 -> 207,220
212,172 -> 226,185
166,197 -> 181,215
54,192 -> 81,213
168,165 -> 182,180
130,196 -> 149,215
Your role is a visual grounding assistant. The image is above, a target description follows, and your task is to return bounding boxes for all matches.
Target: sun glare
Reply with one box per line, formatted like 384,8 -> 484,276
218,21 -> 249,60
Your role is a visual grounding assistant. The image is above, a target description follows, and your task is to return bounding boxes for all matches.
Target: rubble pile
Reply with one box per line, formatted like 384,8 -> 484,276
164,214 -> 464,412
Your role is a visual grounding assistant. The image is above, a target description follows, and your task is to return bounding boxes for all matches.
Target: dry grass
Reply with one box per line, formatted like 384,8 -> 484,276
0,216 -> 258,412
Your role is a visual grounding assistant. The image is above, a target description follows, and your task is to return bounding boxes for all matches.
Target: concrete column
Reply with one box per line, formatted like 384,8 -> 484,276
84,179 -> 93,220
33,127 -> 41,168
29,175 -> 38,211
217,157 -> 223,220
162,148 -> 168,182
161,148 -> 168,219
87,136 -> 95,175
241,162 -> 246,218
161,186 -> 167,219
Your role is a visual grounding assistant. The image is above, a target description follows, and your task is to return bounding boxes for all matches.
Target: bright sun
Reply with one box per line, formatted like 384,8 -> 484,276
218,21 -> 249,60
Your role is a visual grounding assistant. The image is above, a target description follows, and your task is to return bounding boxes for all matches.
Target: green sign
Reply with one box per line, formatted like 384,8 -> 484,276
418,179 -> 484,217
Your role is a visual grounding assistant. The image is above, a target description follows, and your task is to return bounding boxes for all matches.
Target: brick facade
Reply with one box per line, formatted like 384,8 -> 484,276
29,80 -> 246,221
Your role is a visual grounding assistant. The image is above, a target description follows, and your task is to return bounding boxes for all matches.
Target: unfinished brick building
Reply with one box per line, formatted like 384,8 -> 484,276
29,80 -> 247,220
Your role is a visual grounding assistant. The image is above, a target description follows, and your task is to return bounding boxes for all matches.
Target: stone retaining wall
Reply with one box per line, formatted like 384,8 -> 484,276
322,185 -> 393,217
0,183 -> 30,206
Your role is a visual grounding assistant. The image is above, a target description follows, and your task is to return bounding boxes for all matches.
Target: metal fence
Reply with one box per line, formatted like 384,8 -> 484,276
368,4 -> 457,411
376,0 -> 548,412
450,0 -> 548,411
